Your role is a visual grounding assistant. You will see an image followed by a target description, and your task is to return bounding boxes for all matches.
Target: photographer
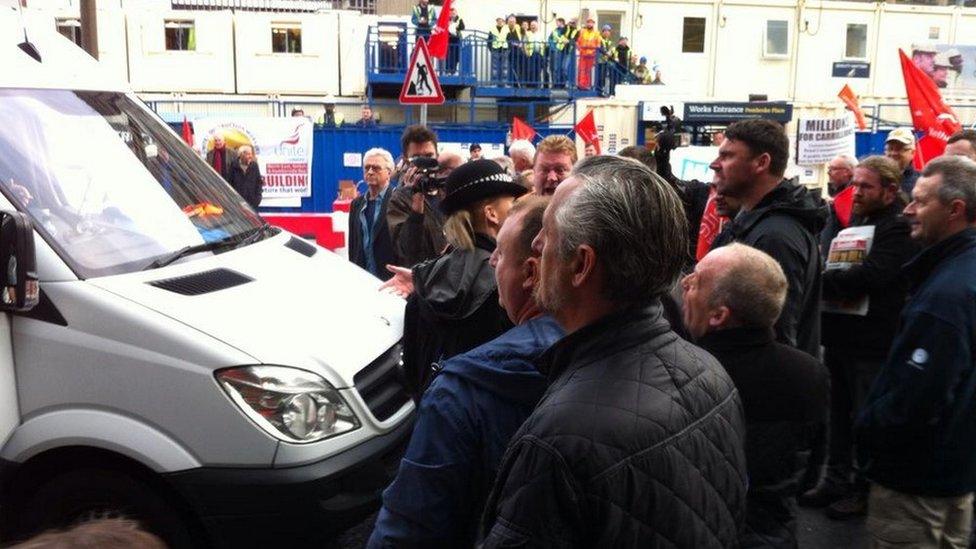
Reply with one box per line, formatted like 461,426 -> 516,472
387,125 -> 449,267
402,159 -> 527,399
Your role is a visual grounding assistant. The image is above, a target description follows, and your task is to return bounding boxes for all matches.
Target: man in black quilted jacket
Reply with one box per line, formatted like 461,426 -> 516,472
479,155 -> 748,548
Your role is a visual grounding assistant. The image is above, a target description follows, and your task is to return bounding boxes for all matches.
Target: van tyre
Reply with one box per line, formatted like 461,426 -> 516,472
15,468 -> 201,548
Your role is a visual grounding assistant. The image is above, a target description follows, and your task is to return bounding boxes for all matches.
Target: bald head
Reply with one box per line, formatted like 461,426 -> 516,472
681,243 -> 787,338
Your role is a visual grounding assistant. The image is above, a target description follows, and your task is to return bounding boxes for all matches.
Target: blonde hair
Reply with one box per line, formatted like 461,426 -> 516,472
535,135 -> 578,164
444,209 -> 478,250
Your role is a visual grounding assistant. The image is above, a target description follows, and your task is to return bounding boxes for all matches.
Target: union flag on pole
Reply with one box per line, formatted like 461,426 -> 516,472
512,117 -> 537,141
837,84 -> 868,131
427,0 -> 452,59
574,110 -> 601,154
898,49 -> 962,165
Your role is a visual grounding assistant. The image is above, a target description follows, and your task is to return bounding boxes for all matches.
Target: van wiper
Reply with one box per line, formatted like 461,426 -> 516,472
141,223 -> 274,271
142,237 -> 240,271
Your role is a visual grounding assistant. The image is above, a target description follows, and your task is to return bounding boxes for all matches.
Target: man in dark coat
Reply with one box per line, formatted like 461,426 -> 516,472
205,134 -> 237,183
480,155 -> 747,548
856,156 -> 976,548
368,196 -> 562,548
228,145 -> 263,209
709,119 -> 828,358
683,243 -> 829,548
802,156 -> 919,519
348,148 -> 398,280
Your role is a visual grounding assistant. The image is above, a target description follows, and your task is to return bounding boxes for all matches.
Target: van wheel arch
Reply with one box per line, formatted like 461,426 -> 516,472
1,446 -> 207,548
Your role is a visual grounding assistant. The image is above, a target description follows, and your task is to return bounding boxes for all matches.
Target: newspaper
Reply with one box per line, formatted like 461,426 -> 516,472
823,225 -> 875,316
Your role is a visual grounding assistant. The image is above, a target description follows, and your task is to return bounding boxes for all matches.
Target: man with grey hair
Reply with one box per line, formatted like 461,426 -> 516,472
508,139 -> 536,173
683,243 -> 828,547
479,155 -> 748,548
228,144 -> 263,209
349,148 -> 398,279
856,155 -> 976,548
827,154 -> 858,198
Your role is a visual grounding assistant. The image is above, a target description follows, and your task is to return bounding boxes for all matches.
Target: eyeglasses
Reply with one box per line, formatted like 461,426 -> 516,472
363,165 -> 387,172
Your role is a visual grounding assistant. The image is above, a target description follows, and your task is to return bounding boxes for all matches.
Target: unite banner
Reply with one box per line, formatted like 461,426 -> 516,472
194,117 -> 314,199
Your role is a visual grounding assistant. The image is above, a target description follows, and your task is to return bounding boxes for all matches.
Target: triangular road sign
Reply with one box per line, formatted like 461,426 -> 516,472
400,38 -> 445,105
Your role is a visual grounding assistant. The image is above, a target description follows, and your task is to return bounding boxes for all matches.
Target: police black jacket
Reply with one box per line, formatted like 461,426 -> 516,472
479,304 -> 748,548
856,228 -> 976,497
821,201 -> 919,357
711,180 -> 828,357
402,233 -> 512,399
699,327 -> 829,549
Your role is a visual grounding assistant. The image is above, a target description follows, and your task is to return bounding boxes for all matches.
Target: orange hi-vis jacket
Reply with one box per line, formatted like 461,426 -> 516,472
577,28 -> 601,56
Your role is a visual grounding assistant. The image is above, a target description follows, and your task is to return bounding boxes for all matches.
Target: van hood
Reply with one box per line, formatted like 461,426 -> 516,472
88,232 -> 405,389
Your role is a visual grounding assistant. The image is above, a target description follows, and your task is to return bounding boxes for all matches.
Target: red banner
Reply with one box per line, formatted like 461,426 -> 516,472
512,117 -> 537,141
838,84 -> 868,131
427,0 -> 452,59
574,110 -> 601,154
833,185 -> 855,229
181,116 -> 194,147
696,187 -> 727,261
899,49 -> 962,165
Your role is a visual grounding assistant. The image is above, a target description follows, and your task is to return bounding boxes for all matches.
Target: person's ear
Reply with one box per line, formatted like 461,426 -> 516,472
484,202 -> 501,226
521,256 -> 538,290
570,245 -> 596,289
949,198 -> 968,223
754,152 -> 772,174
708,305 -> 731,329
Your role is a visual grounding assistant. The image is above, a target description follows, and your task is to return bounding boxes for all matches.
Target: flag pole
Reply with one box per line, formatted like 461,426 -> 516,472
420,104 -> 428,127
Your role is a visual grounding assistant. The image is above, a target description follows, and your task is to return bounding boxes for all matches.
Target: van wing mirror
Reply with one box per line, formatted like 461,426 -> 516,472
0,211 -> 38,312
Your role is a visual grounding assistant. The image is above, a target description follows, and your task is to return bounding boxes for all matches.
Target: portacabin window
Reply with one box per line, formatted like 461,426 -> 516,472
682,17 -> 706,53
56,18 -> 82,47
164,20 -> 196,51
272,23 -> 302,54
845,23 -> 867,59
764,19 -> 789,58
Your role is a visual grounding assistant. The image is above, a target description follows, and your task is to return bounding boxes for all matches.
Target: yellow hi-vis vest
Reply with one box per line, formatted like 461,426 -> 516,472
490,25 -> 508,49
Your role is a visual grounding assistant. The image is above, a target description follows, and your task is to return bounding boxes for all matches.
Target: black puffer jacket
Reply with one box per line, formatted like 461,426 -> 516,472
403,233 -> 512,399
711,180 -> 828,358
479,304 -> 748,548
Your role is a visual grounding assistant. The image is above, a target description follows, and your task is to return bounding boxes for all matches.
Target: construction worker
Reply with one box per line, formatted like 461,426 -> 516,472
505,15 -> 523,86
596,24 -> 616,95
576,18 -> 601,90
488,17 -> 509,83
411,0 -> 437,39
524,20 -> 543,87
548,18 -> 569,88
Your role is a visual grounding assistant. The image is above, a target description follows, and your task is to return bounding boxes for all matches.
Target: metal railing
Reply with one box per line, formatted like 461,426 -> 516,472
365,26 -> 637,97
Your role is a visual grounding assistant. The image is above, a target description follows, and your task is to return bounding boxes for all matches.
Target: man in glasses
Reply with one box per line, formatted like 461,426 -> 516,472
349,147 -> 398,280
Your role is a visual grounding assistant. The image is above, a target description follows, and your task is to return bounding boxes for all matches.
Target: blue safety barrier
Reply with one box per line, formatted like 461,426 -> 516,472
365,26 -> 635,99
264,124 -> 573,214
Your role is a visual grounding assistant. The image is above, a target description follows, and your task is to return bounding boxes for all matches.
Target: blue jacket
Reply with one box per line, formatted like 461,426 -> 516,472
368,316 -> 564,548
856,227 -> 976,497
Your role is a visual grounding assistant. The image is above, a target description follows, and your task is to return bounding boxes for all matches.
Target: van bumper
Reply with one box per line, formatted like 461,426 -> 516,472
166,416 -> 414,548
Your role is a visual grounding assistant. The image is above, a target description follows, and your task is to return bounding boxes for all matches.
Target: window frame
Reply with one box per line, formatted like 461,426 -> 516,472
55,18 -> 83,47
844,23 -> 868,61
681,17 -> 707,54
163,19 -> 196,52
763,19 -> 790,59
271,23 -> 303,54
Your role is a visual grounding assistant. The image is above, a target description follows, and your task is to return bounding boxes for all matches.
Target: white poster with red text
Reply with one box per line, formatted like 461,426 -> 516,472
193,117 -> 313,200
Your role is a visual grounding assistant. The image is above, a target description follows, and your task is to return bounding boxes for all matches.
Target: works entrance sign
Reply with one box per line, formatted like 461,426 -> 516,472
682,102 -> 793,123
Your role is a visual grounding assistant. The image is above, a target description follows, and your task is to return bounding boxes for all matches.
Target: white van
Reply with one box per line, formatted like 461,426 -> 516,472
0,11 -> 413,547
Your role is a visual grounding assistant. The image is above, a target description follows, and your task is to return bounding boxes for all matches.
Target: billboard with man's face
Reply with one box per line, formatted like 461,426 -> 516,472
911,44 -> 975,90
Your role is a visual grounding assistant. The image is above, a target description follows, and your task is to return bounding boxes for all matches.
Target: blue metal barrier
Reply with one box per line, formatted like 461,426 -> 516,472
264,124 -> 573,214
365,26 -> 635,99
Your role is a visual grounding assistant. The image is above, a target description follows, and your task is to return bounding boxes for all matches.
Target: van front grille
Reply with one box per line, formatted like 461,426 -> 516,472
353,341 -> 409,422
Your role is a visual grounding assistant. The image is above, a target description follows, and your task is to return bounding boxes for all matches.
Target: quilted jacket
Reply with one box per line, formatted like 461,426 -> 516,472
479,303 -> 749,548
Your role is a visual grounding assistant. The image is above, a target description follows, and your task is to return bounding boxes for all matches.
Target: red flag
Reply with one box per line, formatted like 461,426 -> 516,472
512,117 -> 537,141
832,185 -> 855,229
899,49 -> 962,165
181,115 -> 194,148
838,84 -> 868,131
696,187 -> 728,261
427,0 -> 452,59
574,110 -> 601,154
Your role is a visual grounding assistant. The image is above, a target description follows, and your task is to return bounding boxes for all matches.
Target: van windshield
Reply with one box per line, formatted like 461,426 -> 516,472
0,89 -> 264,278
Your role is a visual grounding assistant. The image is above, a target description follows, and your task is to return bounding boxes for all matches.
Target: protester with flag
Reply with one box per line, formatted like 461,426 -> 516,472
898,49 -> 962,168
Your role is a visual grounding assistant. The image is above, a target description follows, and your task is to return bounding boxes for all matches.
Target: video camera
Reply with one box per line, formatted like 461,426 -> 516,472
408,156 -> 446,194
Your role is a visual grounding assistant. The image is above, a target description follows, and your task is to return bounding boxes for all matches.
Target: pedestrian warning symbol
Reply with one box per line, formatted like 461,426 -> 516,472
399,38 -> 445,105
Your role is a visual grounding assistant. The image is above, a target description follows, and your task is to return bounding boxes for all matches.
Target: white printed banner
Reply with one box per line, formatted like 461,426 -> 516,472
797,115 -> 856,166
193,117 -> 314,199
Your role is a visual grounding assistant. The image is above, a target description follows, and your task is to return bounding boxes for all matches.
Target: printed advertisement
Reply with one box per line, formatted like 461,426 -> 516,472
797,115 -> 856,166
193,117 -> 313,200
823,225 -> 876,316
910,44 -> 976,91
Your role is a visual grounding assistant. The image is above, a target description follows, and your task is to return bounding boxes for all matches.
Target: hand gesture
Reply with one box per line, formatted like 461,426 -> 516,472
379,265 -> 414,298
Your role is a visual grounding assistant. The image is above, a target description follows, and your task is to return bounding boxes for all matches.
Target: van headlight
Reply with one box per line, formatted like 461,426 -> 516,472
216,366 -> 360,443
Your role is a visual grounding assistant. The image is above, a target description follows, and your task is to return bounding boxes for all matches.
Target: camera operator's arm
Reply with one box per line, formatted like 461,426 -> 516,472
387,179 -> 434,268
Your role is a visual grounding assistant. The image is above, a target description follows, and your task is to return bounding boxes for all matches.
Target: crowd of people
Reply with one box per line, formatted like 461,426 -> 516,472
345,120 -> 976,548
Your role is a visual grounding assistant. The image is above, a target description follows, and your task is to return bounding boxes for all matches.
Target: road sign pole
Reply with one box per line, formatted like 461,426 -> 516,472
420,104 -> 428,127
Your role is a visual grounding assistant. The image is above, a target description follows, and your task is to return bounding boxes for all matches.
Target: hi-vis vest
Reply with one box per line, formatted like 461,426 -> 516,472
577,28 -> 600,56
412,4 -> 436,27
600,37 -> 616,62
489,25 -> 508,49
549,28 -> 569,51
524,31 -> 543,55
